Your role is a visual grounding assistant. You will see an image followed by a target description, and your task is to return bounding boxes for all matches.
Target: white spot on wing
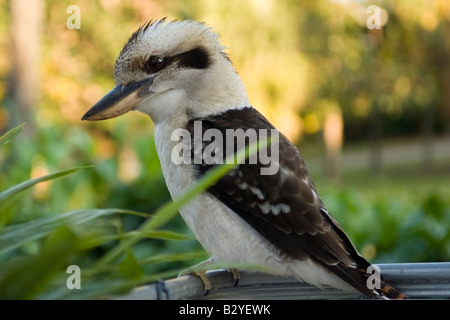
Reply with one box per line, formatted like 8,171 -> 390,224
238,182 -> 248,190
269,203 -> 291,215
258,201 -> 270,214
280,203 -> 291,214
270,205 -> 281,215
250,186 -> 265,200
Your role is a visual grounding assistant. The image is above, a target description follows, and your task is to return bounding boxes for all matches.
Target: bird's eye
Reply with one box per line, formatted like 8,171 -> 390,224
145,56 -> 164,72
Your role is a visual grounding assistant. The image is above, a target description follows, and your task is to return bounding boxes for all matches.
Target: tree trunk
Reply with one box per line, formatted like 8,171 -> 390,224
369,102 -> 382,175
421,104 -> 434,173
323,109 -> 343,180
367,28 -> 384,175
8,0 -> 44,133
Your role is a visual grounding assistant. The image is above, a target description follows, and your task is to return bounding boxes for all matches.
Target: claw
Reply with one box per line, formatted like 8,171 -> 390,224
178,257 -> 215,295
178,258 -> 240,296
182,269 -> 239,295
228,268 -> 240,287
182,270 -> 212,295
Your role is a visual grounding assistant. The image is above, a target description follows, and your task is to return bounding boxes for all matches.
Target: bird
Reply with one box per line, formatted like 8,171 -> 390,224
82,18 -> 405,299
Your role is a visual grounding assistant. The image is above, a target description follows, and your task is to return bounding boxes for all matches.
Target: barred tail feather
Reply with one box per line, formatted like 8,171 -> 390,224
376,281 -> 407,299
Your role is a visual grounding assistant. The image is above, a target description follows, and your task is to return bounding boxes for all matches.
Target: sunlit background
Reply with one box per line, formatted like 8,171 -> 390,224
0,0 -> 450,298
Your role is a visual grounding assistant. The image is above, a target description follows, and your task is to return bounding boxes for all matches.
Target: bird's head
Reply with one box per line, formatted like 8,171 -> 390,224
82,19 -> 249,123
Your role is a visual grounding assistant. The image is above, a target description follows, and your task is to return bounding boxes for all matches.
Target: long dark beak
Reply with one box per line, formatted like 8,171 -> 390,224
81,77 -> 154,121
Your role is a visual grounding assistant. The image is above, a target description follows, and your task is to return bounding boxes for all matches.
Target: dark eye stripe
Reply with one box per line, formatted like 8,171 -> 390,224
173,46 -> 211,70
159,46 -> 211,71
137,46 -> 211,75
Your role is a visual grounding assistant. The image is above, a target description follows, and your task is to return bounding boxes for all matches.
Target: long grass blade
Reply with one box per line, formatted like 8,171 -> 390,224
0,166 -> 92,202
0,123 -> 26,150
0,208 -> 148,256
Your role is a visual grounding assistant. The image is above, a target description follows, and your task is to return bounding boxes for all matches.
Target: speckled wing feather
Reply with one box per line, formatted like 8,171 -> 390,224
187,106 -> 388,298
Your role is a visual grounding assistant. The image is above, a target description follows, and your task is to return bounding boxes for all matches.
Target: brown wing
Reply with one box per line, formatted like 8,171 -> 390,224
187,107 -> 378,297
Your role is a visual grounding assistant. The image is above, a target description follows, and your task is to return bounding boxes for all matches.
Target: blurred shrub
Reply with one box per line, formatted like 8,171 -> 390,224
321,186 -> 450,263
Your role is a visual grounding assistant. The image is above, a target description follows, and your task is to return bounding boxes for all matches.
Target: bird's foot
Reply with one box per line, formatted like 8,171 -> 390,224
179,257 -> 215,295
179,269 -> 240,295
178,265 -> 241,296
227,268 -> 240,287
179,269 -> 212,296
179,258 -> 241,295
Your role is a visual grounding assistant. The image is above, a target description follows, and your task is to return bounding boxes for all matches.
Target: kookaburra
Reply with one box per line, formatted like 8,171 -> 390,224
82,19 -> 405,299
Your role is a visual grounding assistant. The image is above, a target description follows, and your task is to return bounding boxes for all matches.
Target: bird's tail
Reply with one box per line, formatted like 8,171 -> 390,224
374,281 -> 407,299
331,261 -> 407,299
364,264 -> 407,299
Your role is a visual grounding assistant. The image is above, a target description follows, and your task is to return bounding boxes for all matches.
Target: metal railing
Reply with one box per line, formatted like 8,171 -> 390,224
114,262 -> 450,300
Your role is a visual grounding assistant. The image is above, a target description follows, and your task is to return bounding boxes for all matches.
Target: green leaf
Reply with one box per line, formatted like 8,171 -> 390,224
0,166 -> 93,202
126,230 -> 194,241
422,193 -> 445,219
0,123 -> 26,150
140,251 -> 208,265
117,250 -> 144,280
0,226 -> 79,299
0,208 -> 148,256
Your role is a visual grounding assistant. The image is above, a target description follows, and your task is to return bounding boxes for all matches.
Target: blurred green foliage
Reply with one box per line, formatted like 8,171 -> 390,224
0,125 -> 213,299
319,181 -> 450,263
0,0 -> 449,299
